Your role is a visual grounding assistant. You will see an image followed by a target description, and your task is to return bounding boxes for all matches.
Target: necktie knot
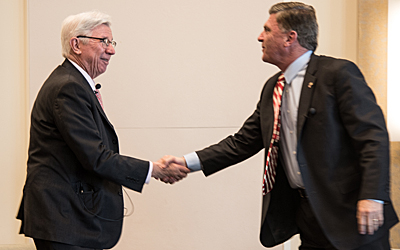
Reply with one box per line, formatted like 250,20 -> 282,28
278,73 -> 285,82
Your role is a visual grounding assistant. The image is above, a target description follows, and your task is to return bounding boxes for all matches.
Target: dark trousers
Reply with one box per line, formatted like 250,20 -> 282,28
33,239 -> 102,250
295,196 -> 391,250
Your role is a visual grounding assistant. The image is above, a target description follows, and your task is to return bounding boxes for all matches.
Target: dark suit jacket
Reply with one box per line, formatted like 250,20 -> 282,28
195,54 -> 398,249
17,59 -> 149,249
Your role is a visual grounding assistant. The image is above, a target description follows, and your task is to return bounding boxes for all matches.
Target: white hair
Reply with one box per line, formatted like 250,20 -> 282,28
61,11 -> 112,58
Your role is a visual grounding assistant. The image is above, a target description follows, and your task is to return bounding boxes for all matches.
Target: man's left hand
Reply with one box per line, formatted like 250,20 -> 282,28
357,199 -> 384,235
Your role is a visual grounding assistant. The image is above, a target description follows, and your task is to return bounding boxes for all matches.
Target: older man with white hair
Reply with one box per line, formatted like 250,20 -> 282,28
17,11 -> 189,250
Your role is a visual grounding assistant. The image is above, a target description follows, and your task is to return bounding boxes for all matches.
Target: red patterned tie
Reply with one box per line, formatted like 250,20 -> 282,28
263,73 -> 285,195
95,89 -> 104,110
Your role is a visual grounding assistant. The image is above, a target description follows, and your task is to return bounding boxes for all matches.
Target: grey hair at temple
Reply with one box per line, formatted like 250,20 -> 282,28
269,2 -> 318,51
60,11 -> 112,58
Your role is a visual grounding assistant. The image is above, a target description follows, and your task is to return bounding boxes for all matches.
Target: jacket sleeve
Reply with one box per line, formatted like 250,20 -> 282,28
197,92 -> 267,176
335,60 -> 390,201
53,79 -> 149,192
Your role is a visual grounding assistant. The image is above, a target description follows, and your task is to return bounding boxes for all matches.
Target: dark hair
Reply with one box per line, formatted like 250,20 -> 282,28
269,2 -> 318,51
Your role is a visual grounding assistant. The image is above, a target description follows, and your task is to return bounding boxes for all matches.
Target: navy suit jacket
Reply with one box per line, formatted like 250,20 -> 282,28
17,59 -> 149,249
196,54 -> 398,250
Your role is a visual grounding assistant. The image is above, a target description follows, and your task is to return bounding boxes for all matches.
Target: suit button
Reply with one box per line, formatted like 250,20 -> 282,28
309,108 -> 316,115
112,139 -> 117,144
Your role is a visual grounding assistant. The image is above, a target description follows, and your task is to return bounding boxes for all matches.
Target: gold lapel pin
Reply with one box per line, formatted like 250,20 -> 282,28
308,82 -> 314,88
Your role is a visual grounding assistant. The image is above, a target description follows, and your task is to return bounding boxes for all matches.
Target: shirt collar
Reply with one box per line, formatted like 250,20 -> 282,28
68,59 -> 96,92
283,50 -> 312,84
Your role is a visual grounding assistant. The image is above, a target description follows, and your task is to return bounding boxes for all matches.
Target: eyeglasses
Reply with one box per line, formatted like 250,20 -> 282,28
77,35 -> 117,48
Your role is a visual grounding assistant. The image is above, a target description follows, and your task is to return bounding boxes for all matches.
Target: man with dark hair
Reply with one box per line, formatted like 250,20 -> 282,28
164,2 -> 398,249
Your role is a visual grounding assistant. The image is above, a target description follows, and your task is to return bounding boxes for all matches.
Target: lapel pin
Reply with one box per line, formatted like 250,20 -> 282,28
308,82 -> 314,88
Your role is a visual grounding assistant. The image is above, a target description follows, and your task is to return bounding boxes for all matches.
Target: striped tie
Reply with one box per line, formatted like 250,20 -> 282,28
263,73 -> 285,195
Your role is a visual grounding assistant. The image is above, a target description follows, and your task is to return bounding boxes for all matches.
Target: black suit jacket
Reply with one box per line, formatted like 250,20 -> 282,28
17,59 -> 149,249
196,54 -> 398,249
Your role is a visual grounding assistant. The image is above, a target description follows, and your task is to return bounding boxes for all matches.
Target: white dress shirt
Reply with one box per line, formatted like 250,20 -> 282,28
279,50 -> 312,188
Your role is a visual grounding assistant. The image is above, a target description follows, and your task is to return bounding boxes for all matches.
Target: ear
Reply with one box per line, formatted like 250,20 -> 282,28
69,37 -> 82,55
284,30 -> 298,47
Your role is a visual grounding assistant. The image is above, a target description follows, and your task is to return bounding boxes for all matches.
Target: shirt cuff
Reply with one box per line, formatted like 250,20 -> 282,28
183,152 -> 202,172
145,161 -> 153,184
369,199 -> 384,204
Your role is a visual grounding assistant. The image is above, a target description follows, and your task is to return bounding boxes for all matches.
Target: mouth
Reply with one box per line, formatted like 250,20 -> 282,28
101,58 -> 110,64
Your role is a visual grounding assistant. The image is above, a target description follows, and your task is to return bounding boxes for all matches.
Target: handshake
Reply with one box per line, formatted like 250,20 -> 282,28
151,155 -> 190,184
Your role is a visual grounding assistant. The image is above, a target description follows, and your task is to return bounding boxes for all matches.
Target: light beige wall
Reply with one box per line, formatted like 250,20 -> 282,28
2,0 -> 361,249
358,0 -> 388,115
0,0 -> 30,245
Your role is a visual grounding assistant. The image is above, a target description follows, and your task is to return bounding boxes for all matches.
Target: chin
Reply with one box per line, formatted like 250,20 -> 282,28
99,67 -> 107,75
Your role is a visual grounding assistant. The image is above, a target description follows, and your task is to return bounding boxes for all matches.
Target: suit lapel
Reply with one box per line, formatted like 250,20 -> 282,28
62,59 -> 115,129
95,102 -> 114,129
296,54 -> 318,139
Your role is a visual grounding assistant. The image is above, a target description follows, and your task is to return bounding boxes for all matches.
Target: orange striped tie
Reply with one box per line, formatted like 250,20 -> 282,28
263,73 -> 285,195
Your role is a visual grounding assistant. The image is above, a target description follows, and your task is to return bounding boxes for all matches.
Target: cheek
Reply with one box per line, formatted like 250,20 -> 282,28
262,37 -> 270,46
97,62 -> 106,72
266,38 -> 278,50
95,53 -> 106,68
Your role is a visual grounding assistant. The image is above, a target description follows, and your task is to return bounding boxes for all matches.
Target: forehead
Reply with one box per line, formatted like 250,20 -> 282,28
265,14 -> 278,29
90,24 -> 113,38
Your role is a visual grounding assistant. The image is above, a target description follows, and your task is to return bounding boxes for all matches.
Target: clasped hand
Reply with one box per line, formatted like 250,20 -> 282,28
152,155 -> 189,184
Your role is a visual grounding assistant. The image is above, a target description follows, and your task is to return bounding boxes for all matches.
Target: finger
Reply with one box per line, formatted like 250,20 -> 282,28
162,155 -> 179,166
177,170 -> 189,179
373,218 -> 380,232
174,172 -> 185,179
172,163 -> 190,173
161,177 -> 170,183
168,177 -> 178,184
169,164 -> 189,177
367,215 -> 374,235
181,166 -> 191,173
357,212 -> 366,235
178,169 -> 190,175
162,176 -> 177,183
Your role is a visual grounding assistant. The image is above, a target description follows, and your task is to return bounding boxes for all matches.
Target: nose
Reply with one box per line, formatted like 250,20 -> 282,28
258,32 -> 264,42
106,45 -> 115,55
